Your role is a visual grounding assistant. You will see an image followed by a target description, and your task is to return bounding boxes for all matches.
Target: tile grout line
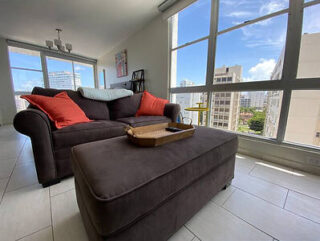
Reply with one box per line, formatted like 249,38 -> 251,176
50,186 -> 75,198
233,176 -> 320,225
184,225 -> 202,241
232,185 -> 287,209
286,189 -> 320,202
15,225 -> 52,241
49,187 -> 55,241
221,187 -> 237,206
247,162 -> 258,175
231,179 -> 320,226
191,236 -> 200,241
248,171 -> 320,201
220,201 -> 277,241
0,138 -> 27,205
283,205 -> 320,225
282,189 -> 289,209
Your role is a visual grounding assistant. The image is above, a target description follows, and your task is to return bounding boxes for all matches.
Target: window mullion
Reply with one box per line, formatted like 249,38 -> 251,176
72,61 -> 76,90
205,0 -> 220,127
276,0 -> 304,143
40,51 -> 49,88
93,64 -> 99,88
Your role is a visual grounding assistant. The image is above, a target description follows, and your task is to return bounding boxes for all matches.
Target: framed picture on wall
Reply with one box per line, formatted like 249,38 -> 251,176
115,49 -> 128,78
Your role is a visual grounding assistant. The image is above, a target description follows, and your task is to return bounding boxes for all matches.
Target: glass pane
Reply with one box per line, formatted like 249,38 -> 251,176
297,4 -> 320,78
14,95 -> 29,112
218,0 -> 289,31
9,47 -> 42,70
285,90 -> 320,147
47,57 -> 75,90
74,62 -> 95,89
209,91 -> 282,138
99,70 -> 105,89
11,69 -> 44,92
171,40 -> 208,88
214,14 -> 288,83
171,0 -> 211,48
171,92 -> 208,126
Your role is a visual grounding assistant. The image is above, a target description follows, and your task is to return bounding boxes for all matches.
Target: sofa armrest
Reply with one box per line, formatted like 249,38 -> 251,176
13,109 -> 58,185
164,103 -> 180,122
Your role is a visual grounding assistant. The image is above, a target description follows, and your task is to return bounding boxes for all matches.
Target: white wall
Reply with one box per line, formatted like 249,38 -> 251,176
0,37 -> 16,124
98,16 -> 169,99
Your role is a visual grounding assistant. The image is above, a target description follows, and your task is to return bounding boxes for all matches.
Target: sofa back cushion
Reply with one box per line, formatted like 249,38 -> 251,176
32,87 -> 110,120
108,93 -> 142,120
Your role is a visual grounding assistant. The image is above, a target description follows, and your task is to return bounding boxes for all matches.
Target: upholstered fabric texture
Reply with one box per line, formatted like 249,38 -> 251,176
116,116 -> 171,127
108,93 -> 143,120
71,126 -> 238,237
75,156 -> 235,241
22,92 -> 92,129
14,87 -> 180,186
136,91 -> 169,117
32,87 -> 110,120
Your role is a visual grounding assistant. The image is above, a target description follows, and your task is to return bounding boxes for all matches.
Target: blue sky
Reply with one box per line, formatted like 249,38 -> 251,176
9,51 -> 94,92
174,0 -> 320,86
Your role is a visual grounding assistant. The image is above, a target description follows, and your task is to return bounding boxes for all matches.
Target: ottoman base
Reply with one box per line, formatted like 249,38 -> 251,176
76,155 -> 235,241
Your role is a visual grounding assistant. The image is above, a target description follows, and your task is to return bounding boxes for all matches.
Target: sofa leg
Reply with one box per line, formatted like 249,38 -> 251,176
222,181 -> 232,190
42,179 -> 61,188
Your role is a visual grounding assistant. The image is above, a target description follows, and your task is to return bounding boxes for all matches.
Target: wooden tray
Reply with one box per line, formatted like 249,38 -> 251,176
126,122 -> 195,147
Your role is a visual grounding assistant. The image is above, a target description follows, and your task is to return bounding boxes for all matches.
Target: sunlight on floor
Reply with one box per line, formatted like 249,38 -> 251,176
255,162 -> 304,177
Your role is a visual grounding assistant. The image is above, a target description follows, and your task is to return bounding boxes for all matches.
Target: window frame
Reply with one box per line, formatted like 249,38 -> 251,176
7,40 -> 98,101
168,0 -> 320,151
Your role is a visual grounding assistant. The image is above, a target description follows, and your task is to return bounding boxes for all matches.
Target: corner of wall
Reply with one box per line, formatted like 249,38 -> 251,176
97,15 -> 169,99
0,37 -> 17,125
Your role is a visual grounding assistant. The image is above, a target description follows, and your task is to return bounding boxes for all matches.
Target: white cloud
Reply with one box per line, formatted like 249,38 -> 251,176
227,11 -> 253,18
260,1 -> 287,15
221,0 -> 251,7
244,58 -> 276,81
303,4 -> 320,34
74,66 -> 84,71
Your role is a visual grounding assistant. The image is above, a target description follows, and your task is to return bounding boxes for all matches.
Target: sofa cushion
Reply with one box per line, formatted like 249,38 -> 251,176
117,116 -> 171,127
22,92 -> 91,129
71,126 -> 238,236
108,93 -> 142,120
52,120 -> 127,149
32,87 -> 110,120
136,91 -> 169,117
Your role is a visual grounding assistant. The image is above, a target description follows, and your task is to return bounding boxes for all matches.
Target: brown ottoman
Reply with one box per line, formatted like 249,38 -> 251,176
71,126 -> 238,241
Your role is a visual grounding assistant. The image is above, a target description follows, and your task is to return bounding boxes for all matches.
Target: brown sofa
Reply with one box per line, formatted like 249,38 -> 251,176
13,87 -> 180,187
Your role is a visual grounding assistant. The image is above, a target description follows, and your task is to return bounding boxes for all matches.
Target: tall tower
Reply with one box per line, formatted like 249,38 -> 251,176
211,65 -> 242,131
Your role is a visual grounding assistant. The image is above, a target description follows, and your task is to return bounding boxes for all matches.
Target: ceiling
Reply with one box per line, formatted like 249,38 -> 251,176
0,0 -> 163,58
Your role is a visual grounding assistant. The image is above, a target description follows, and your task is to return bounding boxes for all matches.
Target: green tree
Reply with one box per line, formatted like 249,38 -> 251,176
248,111 -> 265,132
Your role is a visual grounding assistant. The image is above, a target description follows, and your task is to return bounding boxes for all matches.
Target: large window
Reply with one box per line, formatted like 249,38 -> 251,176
8,47 -> 44,112
170,0 -> 211,88
169,0 -> 320,148
8,45 -> 97,112
46,57 -> 95,90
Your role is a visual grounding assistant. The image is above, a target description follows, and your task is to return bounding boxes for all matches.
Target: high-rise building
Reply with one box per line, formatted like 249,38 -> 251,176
175,79 -> 204,125
48,71 -> 81,90
240,95 -> 251,108
248,92 -> 266,110
265,33 -> 320,145
211,65 -> 241,131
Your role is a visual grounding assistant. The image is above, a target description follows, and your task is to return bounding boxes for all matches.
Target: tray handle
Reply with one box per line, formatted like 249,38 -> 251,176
182,117 -> 193,126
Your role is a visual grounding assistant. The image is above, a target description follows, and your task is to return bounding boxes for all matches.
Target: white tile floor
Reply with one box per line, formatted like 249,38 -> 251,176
0,125 -> 320,241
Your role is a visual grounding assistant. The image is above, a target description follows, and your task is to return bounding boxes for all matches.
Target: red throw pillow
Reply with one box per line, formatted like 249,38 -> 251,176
136,91 -> 169,117
21,92 -> 91,129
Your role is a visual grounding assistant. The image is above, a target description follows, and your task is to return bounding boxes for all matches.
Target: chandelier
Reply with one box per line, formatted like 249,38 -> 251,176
45,29 -> 72,53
